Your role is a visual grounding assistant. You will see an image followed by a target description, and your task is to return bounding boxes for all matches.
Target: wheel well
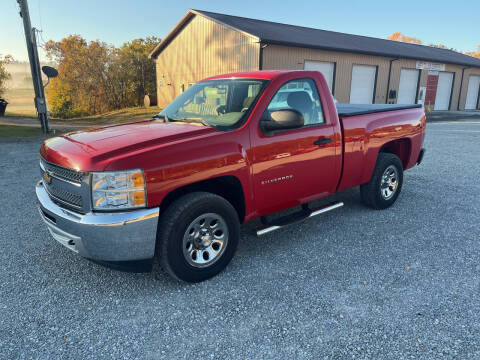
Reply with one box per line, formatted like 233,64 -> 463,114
379,138 -> 411,168
160,176 -> 246,223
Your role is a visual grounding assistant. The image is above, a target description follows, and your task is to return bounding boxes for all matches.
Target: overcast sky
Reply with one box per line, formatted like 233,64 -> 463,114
2,0 -> 478,61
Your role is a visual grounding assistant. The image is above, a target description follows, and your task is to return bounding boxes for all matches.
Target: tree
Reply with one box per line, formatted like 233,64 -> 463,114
428,43 -> 460,52
45,35 -> 104,117
44,35 -> 160,118
0,55 -> 13,97
387,32 -> 422,45
465,45 -> 480,58
116,37 -> 160,106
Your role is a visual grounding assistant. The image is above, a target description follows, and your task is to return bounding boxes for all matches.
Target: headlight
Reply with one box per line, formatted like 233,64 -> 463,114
91,169 -> 146,210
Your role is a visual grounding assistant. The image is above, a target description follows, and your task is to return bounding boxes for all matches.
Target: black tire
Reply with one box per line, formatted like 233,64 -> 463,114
360,152 -> 403,210
157,192 -> 240,282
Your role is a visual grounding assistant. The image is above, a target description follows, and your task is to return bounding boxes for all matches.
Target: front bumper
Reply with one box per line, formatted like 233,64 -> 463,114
36,181 -> 159,262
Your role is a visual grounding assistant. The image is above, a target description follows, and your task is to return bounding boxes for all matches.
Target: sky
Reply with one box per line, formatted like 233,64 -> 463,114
2,0 -> 479,62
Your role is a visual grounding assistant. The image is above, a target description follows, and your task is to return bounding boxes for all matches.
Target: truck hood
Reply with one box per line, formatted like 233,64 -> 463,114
40,120 -> 217,171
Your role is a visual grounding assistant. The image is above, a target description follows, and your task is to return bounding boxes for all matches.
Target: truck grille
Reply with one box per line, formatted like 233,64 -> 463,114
45,185 -> 83,208
41,159 -> 84,184
40,158 -> 88,212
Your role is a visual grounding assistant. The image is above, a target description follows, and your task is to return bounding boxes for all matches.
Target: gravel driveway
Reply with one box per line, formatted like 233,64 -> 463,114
1,120 -> 479,359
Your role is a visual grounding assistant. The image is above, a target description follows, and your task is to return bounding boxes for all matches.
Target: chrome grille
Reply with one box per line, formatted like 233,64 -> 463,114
45,185 -> 83,208
40,159 -> 84,184
40,158 -> 88,212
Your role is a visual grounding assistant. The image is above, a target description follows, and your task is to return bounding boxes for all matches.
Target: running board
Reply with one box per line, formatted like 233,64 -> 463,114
256,201 -> 344,236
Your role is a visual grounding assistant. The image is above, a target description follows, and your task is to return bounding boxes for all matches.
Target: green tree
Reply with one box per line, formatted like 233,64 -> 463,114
116,37 -> 160,106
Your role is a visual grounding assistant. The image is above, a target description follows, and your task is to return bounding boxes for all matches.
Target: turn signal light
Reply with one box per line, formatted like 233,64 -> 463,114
132,191 -> 145,206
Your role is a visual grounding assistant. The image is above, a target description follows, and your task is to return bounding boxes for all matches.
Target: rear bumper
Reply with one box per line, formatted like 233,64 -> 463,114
417,148 -> 426,165
36,181 -> 159,262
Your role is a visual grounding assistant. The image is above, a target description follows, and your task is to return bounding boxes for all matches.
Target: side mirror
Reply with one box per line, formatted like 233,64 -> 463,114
261,109 -> 304,133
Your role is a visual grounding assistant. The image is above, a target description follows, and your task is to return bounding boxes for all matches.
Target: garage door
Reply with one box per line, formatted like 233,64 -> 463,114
350,65 -> 377,104
397,69 -> 419,104
434,72 -> 454,110
465,75 -> 480,110
304,61 -> 334,93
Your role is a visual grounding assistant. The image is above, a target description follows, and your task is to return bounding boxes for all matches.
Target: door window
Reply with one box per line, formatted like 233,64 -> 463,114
266,78 -> 325,126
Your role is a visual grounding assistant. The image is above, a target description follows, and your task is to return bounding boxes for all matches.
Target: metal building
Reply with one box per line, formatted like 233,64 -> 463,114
149,9 -> 480,111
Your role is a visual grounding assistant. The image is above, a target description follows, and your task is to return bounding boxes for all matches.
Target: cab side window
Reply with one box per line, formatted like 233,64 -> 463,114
266,78 -> 325,126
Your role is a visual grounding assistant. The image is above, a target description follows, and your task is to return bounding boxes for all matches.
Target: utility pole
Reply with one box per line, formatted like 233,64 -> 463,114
17,0 -> 49,133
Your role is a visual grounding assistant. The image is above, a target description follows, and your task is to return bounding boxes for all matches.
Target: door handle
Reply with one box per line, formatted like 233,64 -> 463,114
313,137 -> 332,146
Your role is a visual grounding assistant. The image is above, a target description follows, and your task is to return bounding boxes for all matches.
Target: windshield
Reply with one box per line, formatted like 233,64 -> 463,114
159,79 -> 267,130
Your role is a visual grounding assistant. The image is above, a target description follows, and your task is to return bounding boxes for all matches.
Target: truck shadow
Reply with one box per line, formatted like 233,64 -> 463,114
33,186 -> 376,295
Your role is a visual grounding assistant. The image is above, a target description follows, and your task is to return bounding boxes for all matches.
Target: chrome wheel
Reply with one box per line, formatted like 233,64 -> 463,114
380,165 -> 399,200
182,213 -> 229,268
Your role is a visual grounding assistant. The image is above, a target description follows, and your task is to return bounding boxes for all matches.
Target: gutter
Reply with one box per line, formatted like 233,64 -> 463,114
259,43 -> 268,70
385,58 -> 399,104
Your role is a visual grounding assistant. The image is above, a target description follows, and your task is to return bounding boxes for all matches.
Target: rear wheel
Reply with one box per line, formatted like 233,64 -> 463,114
157,192 -> 240,282
360,153 -> 403,209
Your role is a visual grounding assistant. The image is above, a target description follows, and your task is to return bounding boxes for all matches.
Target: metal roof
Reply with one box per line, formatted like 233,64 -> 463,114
150,9 -> 480,68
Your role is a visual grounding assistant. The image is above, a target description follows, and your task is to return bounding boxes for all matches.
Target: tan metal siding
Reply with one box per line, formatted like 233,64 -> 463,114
262,44 -> 479,109
262,44 -> 391,103
155,15 -> 259,107
386,60 -> 468,110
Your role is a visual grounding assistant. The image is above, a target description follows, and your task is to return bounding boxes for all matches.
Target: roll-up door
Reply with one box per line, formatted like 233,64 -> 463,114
397,69 -> 419,104
434,72 -> 454,110
304,61 -> 335,93
465,75 -> 480,110
350,65 -> 376,104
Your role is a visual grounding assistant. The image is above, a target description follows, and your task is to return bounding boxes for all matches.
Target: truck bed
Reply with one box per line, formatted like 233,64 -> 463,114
336,104 -> 425,193
337,104 -> 422,117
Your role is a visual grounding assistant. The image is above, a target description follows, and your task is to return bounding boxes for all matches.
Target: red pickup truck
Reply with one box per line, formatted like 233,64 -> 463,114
37,70 -> 426,282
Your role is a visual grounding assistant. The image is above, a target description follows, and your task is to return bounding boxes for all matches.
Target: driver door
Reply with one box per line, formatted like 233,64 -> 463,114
250,78 -> 339,216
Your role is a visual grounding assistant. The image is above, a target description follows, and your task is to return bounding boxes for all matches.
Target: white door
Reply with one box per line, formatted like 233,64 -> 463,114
350,65 -> 376,104
465,75 -> 480,110
434,72 -> 454,110
397,69 -> 419,104
304,61 -> 335,93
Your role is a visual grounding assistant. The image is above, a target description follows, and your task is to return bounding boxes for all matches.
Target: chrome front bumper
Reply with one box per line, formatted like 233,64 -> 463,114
36,181 -> 159,262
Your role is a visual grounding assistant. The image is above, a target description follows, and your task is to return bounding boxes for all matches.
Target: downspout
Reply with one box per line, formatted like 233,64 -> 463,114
457,67 -> 469,110
385,58 -> 399,104
259,43 -> 268,70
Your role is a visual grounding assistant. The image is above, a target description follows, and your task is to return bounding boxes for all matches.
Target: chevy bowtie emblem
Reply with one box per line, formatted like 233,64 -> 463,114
43,171 -> 52,184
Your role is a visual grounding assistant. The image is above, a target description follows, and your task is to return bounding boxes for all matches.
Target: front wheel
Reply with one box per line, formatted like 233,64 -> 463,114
157,192 -> 240,282
360,153 -> 404,209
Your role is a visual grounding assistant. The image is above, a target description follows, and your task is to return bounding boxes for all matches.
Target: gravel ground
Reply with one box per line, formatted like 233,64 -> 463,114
0,120 -> 479,359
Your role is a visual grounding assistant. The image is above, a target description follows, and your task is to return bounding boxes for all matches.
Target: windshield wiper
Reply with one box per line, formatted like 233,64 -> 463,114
169,117 -> 210,127
152,113 -> 169,122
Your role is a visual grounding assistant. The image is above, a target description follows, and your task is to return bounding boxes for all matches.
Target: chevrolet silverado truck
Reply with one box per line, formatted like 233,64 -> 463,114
36,70 -> 426,282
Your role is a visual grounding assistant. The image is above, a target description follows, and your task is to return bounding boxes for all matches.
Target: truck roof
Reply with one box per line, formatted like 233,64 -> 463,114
203,70 -> 309,81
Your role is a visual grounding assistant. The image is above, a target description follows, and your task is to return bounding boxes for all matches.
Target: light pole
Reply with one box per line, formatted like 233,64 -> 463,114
17,0 -> 49,133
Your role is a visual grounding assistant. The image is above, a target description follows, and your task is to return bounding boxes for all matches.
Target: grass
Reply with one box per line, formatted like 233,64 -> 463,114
3,85 -> 160,123
0,125 -> 43,137
57,106 -> 161,125
3,87 -> 37,118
